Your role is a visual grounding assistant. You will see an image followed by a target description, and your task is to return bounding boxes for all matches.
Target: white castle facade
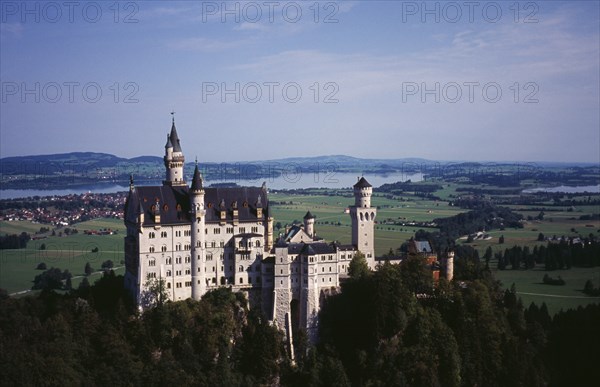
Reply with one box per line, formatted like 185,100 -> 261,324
124,119 -> 377,340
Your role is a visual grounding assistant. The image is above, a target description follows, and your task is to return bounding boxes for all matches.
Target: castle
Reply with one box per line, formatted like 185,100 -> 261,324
123,118 -> 378,341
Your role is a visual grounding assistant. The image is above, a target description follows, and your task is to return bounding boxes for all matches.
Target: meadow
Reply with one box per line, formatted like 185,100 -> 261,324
0,218 -> 125,294
493,266 -> 600,315
1,182 -> 598,314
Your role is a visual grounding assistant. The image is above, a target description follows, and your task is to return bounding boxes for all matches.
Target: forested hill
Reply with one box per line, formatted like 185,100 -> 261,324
0,153 -> 437,189
1,264 -> 599,386
2,152 -> 598,189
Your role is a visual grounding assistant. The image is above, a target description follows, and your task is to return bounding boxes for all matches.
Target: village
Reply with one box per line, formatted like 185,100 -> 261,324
0,191 -> 126,226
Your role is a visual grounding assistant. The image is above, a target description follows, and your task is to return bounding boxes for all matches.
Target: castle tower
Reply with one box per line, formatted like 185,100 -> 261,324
350,177 -> 376,268
272,239 -> 294,354
303,211 -> 316,238
190,163 -> 207,299
446,251 -> 454,282
163,115 -> 186,186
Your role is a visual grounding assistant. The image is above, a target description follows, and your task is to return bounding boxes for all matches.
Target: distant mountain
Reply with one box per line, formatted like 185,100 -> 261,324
257,154 -> 436,167
129,156 -> 163,163
1,152 -> 125,164
1,152 -> 597,191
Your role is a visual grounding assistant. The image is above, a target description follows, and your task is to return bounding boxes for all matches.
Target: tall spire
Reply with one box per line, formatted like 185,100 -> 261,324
163,113 -> 186,186
191,161 -> 204,192
169,112 -> 182,153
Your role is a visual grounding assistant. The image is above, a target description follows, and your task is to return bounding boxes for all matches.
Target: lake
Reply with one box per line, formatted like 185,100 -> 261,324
522,185 -> 600,194
0,172 -> 423,199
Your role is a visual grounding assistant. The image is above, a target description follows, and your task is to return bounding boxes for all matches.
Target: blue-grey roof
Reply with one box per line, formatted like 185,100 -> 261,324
354,177 -> 372,188
303,211 -> 315,219
124,184 -> 268,226
169,121 -> 182,153
191,164 -> 203,192
414,240 -> 432,253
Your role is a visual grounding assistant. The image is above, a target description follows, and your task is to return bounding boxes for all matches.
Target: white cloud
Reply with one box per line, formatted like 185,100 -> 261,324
0,23 -> 24,39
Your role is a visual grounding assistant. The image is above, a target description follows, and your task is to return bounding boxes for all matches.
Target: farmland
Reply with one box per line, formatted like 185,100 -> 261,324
0,218 -> 125,294
1,172 -> 599,314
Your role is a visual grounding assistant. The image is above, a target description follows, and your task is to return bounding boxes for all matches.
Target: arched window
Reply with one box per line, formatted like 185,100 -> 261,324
238,265 -> 244,272
255,240 -> 261,247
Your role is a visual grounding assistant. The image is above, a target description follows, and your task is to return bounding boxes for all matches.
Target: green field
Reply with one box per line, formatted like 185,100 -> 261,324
269,192 -> 465,256
1,183 -> 598,314
0,218 -> 125,294
493,266 -> 600,315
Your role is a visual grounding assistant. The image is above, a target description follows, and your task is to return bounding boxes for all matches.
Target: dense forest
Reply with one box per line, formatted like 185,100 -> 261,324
434,204 -> 523,239
1,259 -> 599,386
496,239 -> 600,270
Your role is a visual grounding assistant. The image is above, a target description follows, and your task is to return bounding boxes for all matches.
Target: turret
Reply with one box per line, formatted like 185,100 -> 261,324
190,163 -> 206,299
446,251 -> 454,281
353,177 -> 372,208
303,211 -> 315,238
163,115 -> 186,186
350,176 -> 376,268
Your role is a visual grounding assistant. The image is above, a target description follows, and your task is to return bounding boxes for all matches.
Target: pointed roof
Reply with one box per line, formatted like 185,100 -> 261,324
165,133 -> 173,149
301,243 -> 317,256
354,176 -> 372,188
169,119 -> 182,153
303,211 -> 315,220
275,236 -> 288,248
191,164 -> 203,192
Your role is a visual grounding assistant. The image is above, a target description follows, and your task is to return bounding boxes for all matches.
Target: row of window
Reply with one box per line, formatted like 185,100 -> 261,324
161,276 -> 264,288
278,276 -> 336,285
148,230 -> 193,239
148,239 -> 263,252
207,226 -> 260,235
148,226 -> 265,240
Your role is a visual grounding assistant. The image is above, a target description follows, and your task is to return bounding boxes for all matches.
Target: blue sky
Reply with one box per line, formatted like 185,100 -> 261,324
1,1 -> 599,163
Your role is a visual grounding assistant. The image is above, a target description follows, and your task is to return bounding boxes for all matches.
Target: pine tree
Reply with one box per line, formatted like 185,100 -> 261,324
348,251 -> 370,279
84,262 -> 93,276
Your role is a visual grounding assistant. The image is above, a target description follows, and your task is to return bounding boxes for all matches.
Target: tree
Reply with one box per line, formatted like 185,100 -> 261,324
79,277 -> 90,290
348,251 -> 370,279
400,254 -> 433,294
584,280 -> 594,294
39,243 -> 46,250
32,268 -> 64,290
84,262 -> 93,276
101,260 -> 114,270
140,278 -> 169,309
36,262 -> 47,270
537,232 -> 545,242
499,235 -> 505,244
483,246 -> 493,269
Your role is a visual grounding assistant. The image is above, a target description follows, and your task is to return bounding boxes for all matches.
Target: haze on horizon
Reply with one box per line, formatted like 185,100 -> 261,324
1,1 -> 599,164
